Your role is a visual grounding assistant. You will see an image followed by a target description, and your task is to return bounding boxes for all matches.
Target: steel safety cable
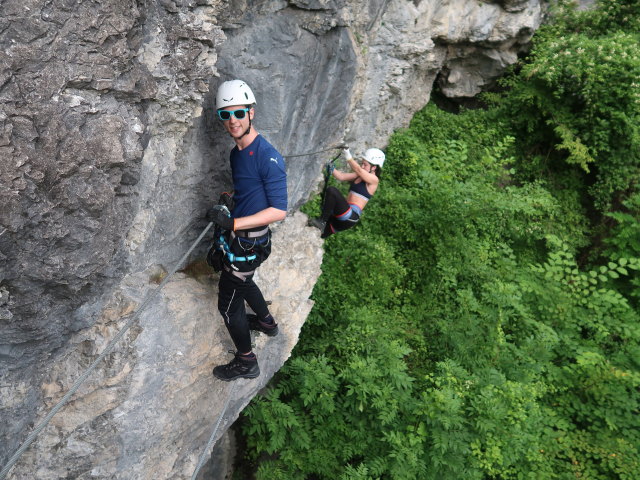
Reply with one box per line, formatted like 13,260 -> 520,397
190,380 -> 239,479
283,143 -> 347,159
191,328 -> 264,479
0,222 -> 214,480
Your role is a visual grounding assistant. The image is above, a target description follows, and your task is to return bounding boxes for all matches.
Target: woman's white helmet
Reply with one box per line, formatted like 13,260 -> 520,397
363,148 -> 385,168
216,80 -> 256,109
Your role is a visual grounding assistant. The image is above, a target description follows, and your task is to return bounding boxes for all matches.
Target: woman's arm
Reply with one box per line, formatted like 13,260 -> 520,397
347,158 -> 379,186
332,168 -> 358,182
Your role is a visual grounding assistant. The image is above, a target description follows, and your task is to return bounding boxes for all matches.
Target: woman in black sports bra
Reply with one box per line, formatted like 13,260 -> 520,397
309,147 -> 385,238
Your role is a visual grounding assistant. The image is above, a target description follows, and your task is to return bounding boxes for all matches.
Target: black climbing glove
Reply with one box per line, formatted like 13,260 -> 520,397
206,204 -> 235,231
218,191 -> 235,211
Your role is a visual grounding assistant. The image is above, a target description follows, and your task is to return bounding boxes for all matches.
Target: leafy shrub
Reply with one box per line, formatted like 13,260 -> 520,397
499,0 -> 640,209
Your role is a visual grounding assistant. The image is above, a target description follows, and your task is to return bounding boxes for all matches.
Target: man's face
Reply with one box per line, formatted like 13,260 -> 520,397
220,105 -> 254,139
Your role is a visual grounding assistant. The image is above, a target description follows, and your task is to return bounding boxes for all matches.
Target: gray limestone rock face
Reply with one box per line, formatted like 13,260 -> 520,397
1,0 -> 545,478
0,0 -> 226,472
5,212 -> 323,479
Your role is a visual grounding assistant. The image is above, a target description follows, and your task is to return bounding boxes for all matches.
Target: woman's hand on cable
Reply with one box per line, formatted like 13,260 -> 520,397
330,147 -> 359,182
325,162 -> 335,175
343,148 -> 361,172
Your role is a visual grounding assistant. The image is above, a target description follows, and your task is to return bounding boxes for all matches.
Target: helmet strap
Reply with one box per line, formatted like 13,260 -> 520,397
242,118 -> 252,138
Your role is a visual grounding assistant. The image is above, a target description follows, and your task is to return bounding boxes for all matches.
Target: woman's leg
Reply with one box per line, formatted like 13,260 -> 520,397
321,186 -> 351,221
326,209 -> 360,237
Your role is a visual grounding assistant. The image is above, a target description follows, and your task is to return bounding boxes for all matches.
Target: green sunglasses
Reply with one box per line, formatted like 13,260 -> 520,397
217,108 -> 250,121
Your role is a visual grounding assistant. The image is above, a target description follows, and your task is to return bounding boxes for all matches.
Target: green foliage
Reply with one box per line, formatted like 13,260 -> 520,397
605,191 -> 640,259
499,0 -> 640,209
244,316 -> 422,480
522,237 -> 640,479
604,191 -> 640,299
418,361 -> 551,480
242,101 -> 640,479
548,0 -> 640,37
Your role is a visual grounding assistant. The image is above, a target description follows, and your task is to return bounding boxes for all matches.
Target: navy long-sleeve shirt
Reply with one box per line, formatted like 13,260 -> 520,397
230,134 -> 288,219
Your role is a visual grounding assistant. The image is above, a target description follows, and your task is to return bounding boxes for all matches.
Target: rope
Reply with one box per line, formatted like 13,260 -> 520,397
283,143 -> 346,159
0,222 -> 214,480
190,381 -> 239,479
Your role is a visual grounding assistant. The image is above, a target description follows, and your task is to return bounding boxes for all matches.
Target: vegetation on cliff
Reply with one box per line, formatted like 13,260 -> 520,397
240,1 -> 640,478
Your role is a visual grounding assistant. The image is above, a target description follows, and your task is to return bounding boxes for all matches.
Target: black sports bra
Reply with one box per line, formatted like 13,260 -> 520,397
349,180 -> 372,200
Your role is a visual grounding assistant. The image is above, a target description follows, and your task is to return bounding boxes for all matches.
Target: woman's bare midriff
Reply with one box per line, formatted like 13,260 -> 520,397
347,194 -> 368,211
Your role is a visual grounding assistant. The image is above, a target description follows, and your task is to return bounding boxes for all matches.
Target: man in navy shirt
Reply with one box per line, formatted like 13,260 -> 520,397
207,80 -> 287,381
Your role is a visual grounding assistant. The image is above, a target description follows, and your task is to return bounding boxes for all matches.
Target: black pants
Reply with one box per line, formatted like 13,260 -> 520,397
218,268 -> 271,353
321,186 -> 360,238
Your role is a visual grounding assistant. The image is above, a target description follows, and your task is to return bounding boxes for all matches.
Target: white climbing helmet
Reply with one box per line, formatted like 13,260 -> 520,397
363,148 -> 385,168
216,80 -> 256,109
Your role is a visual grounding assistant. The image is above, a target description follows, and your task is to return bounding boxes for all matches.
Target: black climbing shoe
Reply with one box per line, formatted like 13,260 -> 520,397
247,314 -> 279,337
212,352 -> 260,381
309,218 -> 326,231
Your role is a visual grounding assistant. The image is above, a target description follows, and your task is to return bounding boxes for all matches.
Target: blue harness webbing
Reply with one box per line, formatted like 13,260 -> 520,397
217,233 -> 257,263
335,203 -> 362,222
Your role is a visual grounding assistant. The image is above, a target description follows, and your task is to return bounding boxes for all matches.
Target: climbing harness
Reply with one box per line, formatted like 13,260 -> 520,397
231,227 -> 268,239
209,205 -> 270,265
223,264 -> 256,281
335,204 -> 361,223
0,222 -> 214,480
217,229 -> 258,264
211,224 -> 269,271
